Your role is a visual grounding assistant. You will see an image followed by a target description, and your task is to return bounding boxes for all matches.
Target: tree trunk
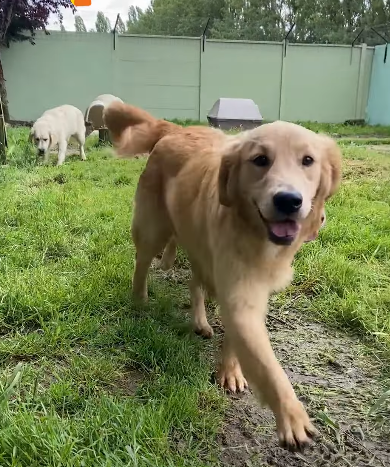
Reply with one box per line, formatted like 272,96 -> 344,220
0,92 -> 6,164
0,56 -> 10,122
0,0 -> 14,123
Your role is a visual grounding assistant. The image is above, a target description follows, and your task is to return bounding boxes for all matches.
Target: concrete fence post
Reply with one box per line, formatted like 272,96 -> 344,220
198,37 -> 202,121
355,43 -> 367,119
278,40 -> 286,120
0,95 -> 7,164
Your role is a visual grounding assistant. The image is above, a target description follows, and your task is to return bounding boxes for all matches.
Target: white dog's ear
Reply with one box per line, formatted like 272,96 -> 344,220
28,128 -> 34,143
49,132 -> 58,148
85,121 -> 93,137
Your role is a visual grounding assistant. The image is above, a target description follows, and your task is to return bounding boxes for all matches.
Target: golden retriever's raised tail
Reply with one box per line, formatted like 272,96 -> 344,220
103,102 -> 178,157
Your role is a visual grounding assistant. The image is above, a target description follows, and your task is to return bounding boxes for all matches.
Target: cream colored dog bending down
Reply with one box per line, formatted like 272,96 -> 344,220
30,105 -> 86,166
104,103 -> 342,452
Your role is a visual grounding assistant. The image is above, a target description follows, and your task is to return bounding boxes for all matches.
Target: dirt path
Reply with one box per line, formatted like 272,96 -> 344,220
153,263 -> 389,466
366,144 -> 390,154
214,307 -> 390,467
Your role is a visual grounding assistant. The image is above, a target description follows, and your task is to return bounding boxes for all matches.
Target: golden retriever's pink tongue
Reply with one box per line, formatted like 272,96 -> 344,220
269,221 -> 299,238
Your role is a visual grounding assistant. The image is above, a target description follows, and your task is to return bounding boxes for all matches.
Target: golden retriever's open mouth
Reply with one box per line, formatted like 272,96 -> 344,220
267,219 -> 300,245
257,208 -> 300,246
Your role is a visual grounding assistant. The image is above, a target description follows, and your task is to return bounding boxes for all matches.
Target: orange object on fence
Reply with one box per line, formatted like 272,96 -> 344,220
71,0 -> 92,6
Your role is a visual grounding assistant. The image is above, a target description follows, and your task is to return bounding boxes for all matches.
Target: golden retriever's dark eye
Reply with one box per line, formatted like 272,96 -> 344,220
302,155 -> 314,167
43,138 -> 48,142
252,155 -> 269,167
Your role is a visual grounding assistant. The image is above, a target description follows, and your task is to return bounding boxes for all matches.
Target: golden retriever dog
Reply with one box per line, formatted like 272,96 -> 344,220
104,102 -> 342,451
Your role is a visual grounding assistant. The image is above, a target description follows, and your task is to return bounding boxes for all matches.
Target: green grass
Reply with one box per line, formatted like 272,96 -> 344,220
0,128 -> 224,466
337,137 -> 390,146
295,121 -> 390,137
0,125 -> 389,465
170,118 -> 390,138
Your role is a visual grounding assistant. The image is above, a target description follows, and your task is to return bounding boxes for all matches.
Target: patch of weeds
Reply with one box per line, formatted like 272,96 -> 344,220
44,242 -> 70,262
114,174 -> 133,186
4,127 -> 37,168
47,380 -> 88,415
53,173 -> 67,185
3,215 -> 20,228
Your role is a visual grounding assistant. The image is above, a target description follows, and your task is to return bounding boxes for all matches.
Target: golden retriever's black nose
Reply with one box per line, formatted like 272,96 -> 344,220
273,191 -> 302,215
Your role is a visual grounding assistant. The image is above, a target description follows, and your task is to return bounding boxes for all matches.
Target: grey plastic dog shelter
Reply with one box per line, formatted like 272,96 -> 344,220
207,98 -> 263,130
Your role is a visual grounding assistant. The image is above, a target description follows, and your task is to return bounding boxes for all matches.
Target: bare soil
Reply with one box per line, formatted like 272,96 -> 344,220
215,307 -> 390,467
151,262 -> 390,466
366,144 -> 390,154
153,264 -> 390,466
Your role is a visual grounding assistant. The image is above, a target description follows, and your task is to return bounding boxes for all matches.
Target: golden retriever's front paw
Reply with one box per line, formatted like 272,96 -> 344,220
132,287 -> 148,303
218,364 -> 248,393
194,322 -> 214,339
276,399 -> 318,452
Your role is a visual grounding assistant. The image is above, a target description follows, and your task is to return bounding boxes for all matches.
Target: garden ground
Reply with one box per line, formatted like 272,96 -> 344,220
0,124 -> 389,466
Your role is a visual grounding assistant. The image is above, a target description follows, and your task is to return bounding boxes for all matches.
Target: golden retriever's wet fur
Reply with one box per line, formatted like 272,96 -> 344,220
104,102 -> 342,452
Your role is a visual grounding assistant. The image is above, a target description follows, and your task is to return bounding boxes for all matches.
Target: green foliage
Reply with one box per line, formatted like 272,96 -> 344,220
212,0 -> 287,41
0,0 -> 75,47
95,11 -> 111,34
127,5 -> 145,31
74,15 -> 87,33
127,0 -> 226,37
116,14 -> 126,34
125,0 -> 390,44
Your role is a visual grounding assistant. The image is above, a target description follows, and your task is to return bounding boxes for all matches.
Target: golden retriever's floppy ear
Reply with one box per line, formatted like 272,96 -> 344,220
218,141 -> 241,207
317,135 -> 342,200
103,102 -> 178,158
303,202 -> 326,243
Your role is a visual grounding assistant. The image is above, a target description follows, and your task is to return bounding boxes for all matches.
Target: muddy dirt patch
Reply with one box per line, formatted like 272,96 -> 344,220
216,309 -> 390,466
112,369 -> 145,397
149,264 -> 389,466
366,144 -> 390,154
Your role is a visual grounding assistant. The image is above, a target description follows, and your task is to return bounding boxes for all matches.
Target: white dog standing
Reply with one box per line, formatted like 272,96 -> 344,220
30,105 -> 86,166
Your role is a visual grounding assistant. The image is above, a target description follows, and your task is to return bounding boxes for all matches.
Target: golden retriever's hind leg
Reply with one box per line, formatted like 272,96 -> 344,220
218,336 -> 248,393
132,250 -> 155,302
131,176 -> 173,302
132,221 -> 172,302
158,237 -> 177,271
189,275 -> 214,339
